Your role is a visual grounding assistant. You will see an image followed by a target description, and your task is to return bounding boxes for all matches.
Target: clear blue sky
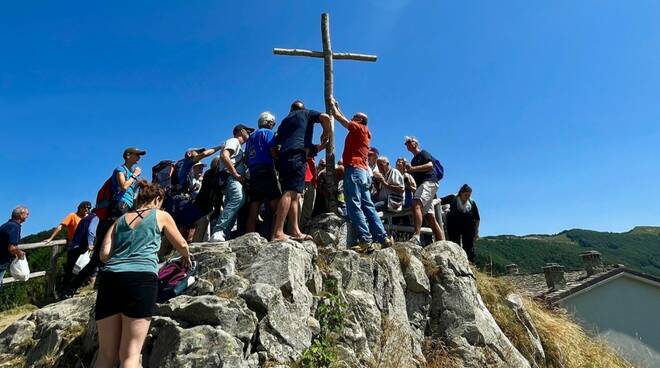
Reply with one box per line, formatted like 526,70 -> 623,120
2,1 -> 659,237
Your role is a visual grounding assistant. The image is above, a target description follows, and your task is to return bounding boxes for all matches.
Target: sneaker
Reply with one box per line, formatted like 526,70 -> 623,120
409,236 -> 422,246
380,236 -> 394,248
210,231 -> 226,242
351,243 -> 371,253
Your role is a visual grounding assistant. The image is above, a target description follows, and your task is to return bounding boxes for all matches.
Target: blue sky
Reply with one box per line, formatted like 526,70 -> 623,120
2,1 -> 659,237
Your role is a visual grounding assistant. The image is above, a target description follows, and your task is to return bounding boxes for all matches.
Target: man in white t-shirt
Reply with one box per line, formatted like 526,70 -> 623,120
373,156 -> 405,212
210,124 -> 253,241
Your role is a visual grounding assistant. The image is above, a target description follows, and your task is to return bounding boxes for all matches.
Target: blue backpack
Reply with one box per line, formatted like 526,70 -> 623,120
432,158 -> 444,181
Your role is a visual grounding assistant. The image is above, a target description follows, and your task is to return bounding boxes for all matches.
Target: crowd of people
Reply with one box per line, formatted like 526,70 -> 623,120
0,97 -> 481,368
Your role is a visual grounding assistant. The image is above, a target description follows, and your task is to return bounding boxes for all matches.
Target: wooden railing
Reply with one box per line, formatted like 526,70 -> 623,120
2,240 -> 67,296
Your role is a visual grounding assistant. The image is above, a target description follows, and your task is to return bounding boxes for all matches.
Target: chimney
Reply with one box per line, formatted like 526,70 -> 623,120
505,263 -> 519,275
543,263 -> 567,290
581,251 -> 603,276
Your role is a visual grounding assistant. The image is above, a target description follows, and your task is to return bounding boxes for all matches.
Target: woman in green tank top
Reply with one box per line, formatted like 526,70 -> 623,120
95,181 -> 192,368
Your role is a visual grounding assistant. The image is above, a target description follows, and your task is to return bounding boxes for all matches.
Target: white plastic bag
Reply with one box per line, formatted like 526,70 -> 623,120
73,251 -> 91,275
10,257 -> 30,282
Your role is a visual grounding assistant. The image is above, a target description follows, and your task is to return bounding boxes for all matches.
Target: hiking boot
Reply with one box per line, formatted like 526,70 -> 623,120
380,236 -> 394,248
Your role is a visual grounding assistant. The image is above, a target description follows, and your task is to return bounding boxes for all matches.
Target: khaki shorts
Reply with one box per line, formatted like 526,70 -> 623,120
414,181 -> 439,214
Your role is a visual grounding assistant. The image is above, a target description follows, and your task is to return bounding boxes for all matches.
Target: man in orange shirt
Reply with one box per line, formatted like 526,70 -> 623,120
330,97 -> 392,252
45,201 -> 92,244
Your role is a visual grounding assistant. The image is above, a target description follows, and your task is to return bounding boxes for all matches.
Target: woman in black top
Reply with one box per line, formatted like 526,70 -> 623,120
441,184 -> 480,262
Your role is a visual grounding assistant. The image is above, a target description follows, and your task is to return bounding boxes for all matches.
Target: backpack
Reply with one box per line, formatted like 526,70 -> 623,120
157,258 -> 197,303
152,160 -> 175,190
95,177 -> 114,221
432,158 -> 444,181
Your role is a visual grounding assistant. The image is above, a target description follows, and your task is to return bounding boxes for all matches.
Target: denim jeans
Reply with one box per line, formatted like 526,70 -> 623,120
344,166 -> 387,244
212,175 -> 245,239
0,258 -> 12,289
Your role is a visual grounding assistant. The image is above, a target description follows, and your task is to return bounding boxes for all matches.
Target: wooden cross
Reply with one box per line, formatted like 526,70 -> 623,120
273,13 -> 377,213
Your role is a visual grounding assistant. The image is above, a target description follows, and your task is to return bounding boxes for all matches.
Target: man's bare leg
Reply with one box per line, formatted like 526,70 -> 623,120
425,213 -> 445,241
412,199 -> 423,238
246,202 -> 260,233
288,192 -> 310,239
272,191 -> 293,241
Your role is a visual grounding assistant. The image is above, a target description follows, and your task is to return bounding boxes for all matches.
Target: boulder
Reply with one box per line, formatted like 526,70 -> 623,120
0,217 -> 540,368
144,317 -> 252,368
423,241 -> 531,368
156,295 -> 257,344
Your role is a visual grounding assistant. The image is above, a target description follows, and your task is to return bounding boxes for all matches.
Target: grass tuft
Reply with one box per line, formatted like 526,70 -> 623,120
475,271 -> 633,368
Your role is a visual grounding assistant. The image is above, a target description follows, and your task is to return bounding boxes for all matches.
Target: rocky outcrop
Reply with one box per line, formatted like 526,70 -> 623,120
423,241 -> 531,368
0,214 -> 534,368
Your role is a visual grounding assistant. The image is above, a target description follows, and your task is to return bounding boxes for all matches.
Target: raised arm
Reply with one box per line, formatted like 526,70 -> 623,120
158,211 -> 192,267
329,97 -> 350,129
45,224 -> 64,243
319,112 -> 331,144
191,145 -> 224,163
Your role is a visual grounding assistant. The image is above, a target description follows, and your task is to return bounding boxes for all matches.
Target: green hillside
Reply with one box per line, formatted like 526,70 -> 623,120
475,226 -> 660,276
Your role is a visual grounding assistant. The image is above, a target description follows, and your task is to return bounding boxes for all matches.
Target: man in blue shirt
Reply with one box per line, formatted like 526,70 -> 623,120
271,100 -> 331,241
244,112 -> 281,233
0,206 -> 29,288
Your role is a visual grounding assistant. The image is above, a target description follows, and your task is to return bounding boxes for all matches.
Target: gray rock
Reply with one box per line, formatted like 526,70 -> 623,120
304,213 -> 344,238
144,317 -> 249,368
227,233 -> 268,270
0,320 -> 36,355
240,283 -> 281,320
241,240 -> 316,363
423,241 -> 531,368
184,277 -> 215,296
156,295 -> 257,344
506,293 -> 545,367
216,274 -> 251,298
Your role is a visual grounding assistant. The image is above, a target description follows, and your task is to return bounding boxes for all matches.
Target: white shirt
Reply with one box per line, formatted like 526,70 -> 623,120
378,168 -> 404,202
217,137 -> 245,174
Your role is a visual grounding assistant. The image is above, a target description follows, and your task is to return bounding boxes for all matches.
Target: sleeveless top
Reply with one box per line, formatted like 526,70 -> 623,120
103,209 -> 161,274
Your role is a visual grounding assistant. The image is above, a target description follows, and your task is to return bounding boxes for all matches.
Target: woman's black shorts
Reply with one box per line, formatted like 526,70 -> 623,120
278,150 -> 307,194
95,271 -> 158,320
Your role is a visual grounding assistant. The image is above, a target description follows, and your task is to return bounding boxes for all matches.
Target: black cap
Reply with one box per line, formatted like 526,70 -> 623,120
78,201 -> 92,209
233,124 -> 255,136
123,147 -> 147,156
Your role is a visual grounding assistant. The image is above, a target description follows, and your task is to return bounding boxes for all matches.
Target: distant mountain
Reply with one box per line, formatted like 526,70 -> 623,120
475,226 -> 660,277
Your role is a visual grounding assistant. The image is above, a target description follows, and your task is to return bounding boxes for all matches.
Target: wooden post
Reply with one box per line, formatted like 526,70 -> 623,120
46,243 -> 61,298
272,12 -> 377,214
321,13 -> 338,213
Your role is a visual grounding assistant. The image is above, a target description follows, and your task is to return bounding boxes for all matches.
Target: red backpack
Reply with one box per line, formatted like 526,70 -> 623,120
95,177 -> 114,221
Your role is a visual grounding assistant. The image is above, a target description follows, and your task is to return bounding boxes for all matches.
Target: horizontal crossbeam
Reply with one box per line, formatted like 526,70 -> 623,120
273,48 -> 377,62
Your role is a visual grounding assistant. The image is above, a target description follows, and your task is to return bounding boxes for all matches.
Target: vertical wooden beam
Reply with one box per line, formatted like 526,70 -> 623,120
321,13 -> 338,213
46,243 -> 60,298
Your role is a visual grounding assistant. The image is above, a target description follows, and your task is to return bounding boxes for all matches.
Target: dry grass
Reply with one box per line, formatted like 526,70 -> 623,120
368,317 -> 413,368
475,271 -> 633,368
215,288 -> 238,299
392,246 -> 411,271
0,304 -> 37,333
422,338 -> 461,368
